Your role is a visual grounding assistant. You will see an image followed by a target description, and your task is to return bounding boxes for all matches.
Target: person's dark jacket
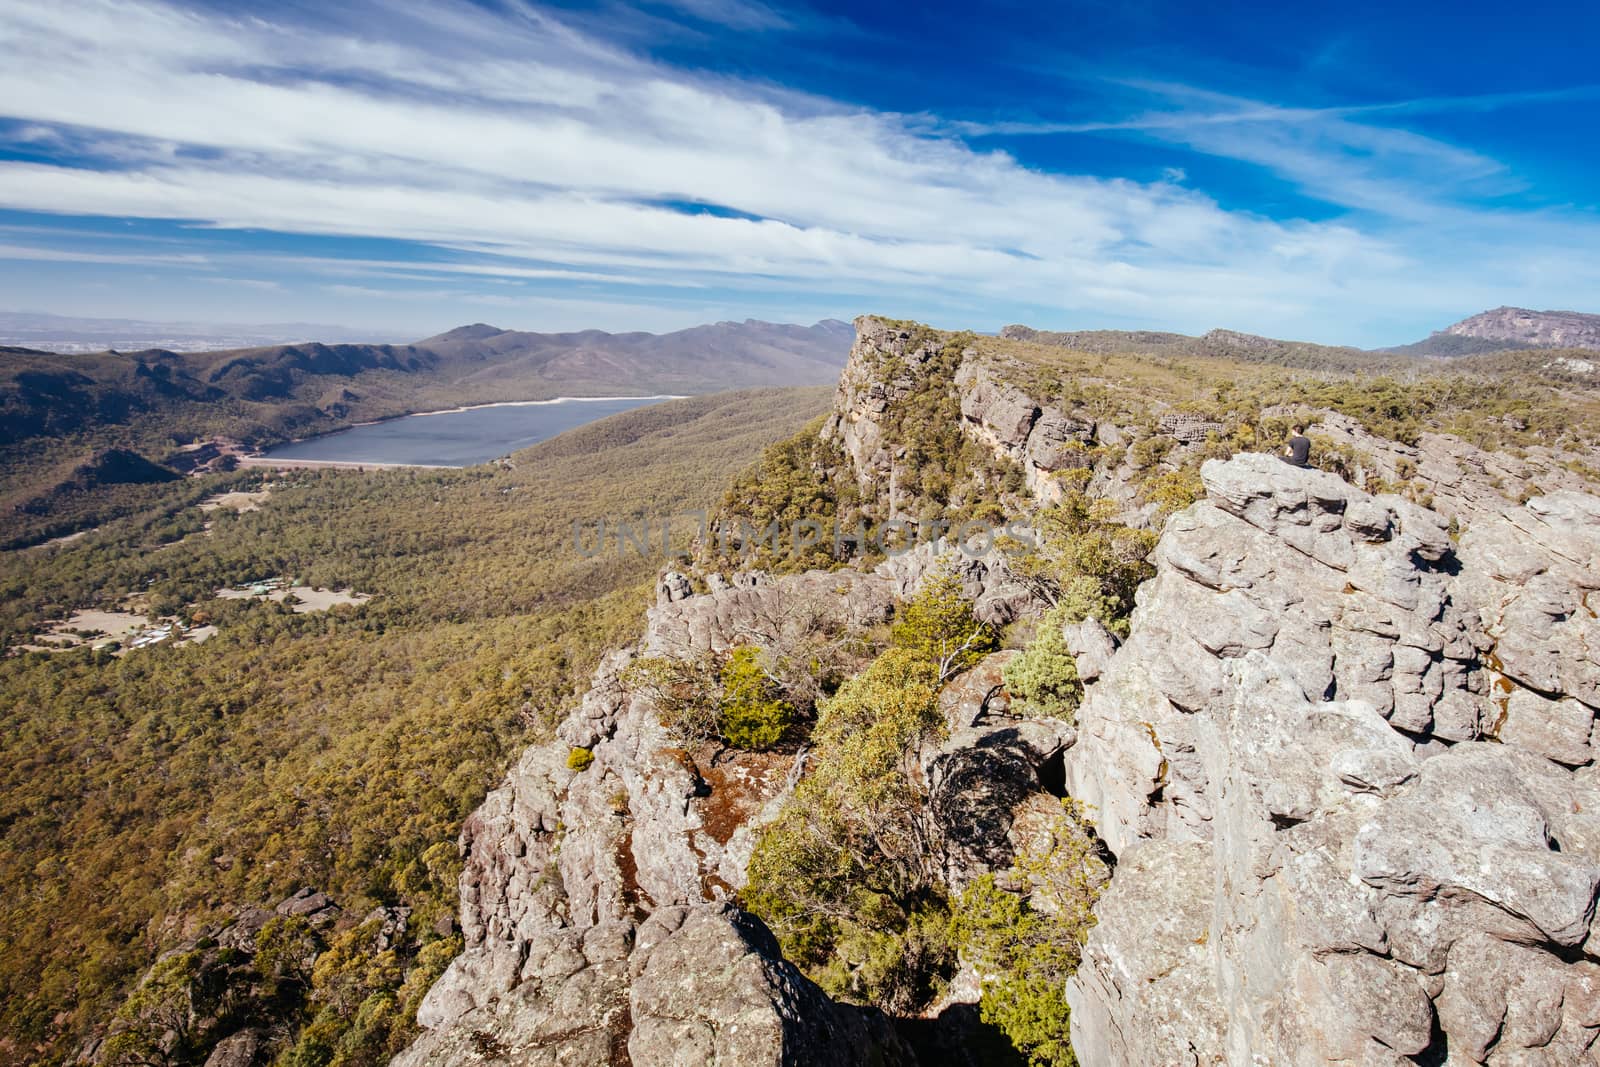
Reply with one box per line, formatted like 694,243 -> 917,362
1282,435 -> 1311,467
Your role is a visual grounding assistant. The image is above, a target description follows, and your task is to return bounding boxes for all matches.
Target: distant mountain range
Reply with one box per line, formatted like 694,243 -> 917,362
1004,307 -> 1600,369
0,318 -> 854,449
410,319 -> 854,394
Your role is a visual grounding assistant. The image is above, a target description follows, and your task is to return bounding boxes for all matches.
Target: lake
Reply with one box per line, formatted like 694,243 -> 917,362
260,396 -> 679,467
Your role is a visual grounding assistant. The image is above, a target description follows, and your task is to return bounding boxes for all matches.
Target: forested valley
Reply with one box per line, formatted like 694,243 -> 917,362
0,388 -> 831,1066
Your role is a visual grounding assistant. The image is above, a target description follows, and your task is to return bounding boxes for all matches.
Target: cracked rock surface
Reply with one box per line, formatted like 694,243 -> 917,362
1065,453 -> 1600,1066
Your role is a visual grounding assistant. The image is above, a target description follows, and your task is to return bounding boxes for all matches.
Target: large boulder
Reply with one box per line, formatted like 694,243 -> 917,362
917,652 -> 1075,890
398,903 -> 910,1067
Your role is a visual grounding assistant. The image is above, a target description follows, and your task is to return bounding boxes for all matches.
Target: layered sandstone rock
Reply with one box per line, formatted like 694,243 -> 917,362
1443,306 -> 1600,350
402,318 -> 1600,1067
397,562 -> 1073,1066
1064,453 -> 1600,1066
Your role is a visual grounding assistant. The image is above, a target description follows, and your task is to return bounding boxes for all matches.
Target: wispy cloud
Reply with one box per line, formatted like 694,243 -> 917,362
948,80 -> 1600,223
654,0 -> 793,31
0,241 -> 212,266
0,0 -> 1593,343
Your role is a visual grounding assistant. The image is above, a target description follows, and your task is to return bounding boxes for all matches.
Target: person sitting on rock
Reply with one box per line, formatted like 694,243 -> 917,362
1281,424 -> 1311,467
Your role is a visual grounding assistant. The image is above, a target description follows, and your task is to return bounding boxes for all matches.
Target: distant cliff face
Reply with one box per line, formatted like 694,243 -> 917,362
1442,306 -> 1600,350
1387,306 -> 1600,356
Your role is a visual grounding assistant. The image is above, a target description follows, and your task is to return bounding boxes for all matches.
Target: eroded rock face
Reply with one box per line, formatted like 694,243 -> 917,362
1064,453 -> 1600,1066
1443,305 -> 1600,350
822,316 -> 941,501
874,537 -> 1046,627
955,361 -> 1100,503
1279,408 -> 1599,530
823,317 -> 1109,512
399,902 -> 908,1067
399,571 -> 915,1066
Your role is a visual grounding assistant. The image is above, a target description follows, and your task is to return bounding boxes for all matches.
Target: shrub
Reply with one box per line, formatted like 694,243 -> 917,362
1139,467 -> 1203,525
890,572 -> 998,682
1128,434 -> 1175,469
1009,490 -> 1155,638
719,645 -> 794,749
566,747 -> 594,772
951,800 -> 1108,1067
623,654 -> 723,747
743,645 -> 950,1011
1002,604 -> 1083,721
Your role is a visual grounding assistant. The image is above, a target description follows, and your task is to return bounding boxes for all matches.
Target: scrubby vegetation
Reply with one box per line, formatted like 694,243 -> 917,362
0,389 -> 827,1065
743,631 -> 954,1011
743,576 -> 1106,1065
741,576 -> 994,1011
952,800 -> 1108,1067
625,644 -> 798,751
708,417 -> 855,570
708,331 -> 1027,574
1002,605 -> 1084,720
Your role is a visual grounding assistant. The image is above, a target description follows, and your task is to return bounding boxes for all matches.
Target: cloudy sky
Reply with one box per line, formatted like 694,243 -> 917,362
1,0 -> 1596,345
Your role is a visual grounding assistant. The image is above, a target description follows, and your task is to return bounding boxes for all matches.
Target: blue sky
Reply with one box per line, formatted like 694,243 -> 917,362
0,0 -> 1596,346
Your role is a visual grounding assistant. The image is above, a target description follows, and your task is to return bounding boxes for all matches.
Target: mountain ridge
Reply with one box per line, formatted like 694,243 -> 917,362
389,314 -> 1600,1067
0,317 -> 854,449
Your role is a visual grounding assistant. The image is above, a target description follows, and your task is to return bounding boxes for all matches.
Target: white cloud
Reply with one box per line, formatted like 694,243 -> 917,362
0,0 -> 1593,344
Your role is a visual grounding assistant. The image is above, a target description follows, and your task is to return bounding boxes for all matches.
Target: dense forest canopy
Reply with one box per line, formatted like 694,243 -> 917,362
0,388 -> 829,1066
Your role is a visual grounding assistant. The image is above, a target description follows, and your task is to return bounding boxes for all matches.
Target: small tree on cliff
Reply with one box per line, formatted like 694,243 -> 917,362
890,572 -> 997,682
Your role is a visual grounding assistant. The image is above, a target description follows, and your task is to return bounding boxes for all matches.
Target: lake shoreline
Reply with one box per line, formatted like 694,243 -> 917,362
389,394 -> 688,420
237,456 -> 459,470
252,393 -> 690,468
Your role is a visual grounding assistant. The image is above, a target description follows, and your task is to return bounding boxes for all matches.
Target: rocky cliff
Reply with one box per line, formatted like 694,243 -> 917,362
395,557 -> 1066,1065
1064,453 -> 1600,1065
395,571 -> 907,1066
1443,306 -> 1600,351
402,315 -> 1600,1066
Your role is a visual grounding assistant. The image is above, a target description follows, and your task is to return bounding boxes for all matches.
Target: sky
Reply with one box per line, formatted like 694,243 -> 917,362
0,0 -> 1596,346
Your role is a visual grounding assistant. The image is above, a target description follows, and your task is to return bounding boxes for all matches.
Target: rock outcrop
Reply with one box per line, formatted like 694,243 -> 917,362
1290,409 -> 1598,529
402,316 -> 1600,1066
916,651 -> 1076,892
822,317 -> 1113,510
400,570 -> 919,1066
1064,453 -> 1600,1066
399,567 -> 1074,1065
1442,306 -> 1600,351
822,317 -> 937,505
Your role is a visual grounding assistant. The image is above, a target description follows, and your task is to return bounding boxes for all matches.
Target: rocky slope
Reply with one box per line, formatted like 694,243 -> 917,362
402,315 -> 1600,1066
1002,322 -> 1390,372
1444,306 -> 1600,350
